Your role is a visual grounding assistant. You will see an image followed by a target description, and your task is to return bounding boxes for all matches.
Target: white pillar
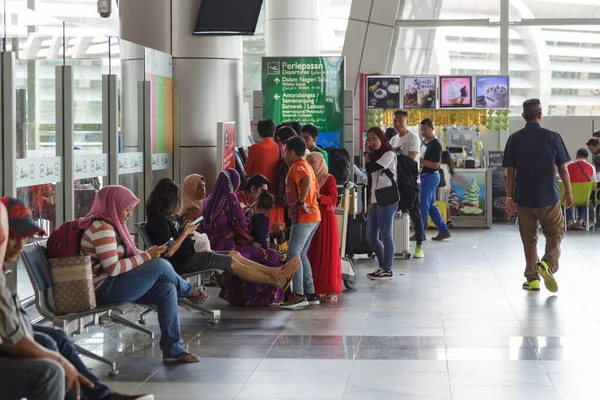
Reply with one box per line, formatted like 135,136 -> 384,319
266,0 -> 319,56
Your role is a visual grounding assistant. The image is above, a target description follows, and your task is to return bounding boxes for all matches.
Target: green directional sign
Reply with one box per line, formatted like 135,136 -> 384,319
262,57 -> 345,147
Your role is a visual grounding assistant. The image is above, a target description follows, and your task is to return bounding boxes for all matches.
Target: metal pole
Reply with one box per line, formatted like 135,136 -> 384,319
500,0 -> 509,75
1,52 -> 16,197
56,65 -> 74,223
103,74 -> 118,185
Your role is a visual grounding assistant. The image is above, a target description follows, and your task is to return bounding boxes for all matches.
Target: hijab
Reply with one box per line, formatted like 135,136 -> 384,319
307,152 -> 331,189
179,174 -> 205,216
368,126 -> 394,163
202,168 -> 240,228
78,185 -> 139,257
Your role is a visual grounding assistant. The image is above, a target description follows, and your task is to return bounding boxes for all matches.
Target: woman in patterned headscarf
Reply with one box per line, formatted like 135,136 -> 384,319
202,169 -> 285,306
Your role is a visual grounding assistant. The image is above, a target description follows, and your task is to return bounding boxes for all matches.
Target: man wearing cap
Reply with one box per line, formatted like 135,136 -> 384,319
503,99 -> 572,293
0,197 -> 154,400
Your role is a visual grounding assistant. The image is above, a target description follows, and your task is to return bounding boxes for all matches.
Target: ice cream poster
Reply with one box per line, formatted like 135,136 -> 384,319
476,76 -> 509,109
448,171 -> 486,217
440,76 -> 473,108
403,76 -> 436,109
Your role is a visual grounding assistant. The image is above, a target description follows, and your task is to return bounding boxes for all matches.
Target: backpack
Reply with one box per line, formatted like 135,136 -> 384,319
274,144 -> 289,207
326,147 -> 350,184
47,221 -> 84,259
394,152 -> 419,212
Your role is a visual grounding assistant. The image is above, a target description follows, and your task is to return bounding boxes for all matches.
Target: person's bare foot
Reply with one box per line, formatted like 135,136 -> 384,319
572,221 -> 583,230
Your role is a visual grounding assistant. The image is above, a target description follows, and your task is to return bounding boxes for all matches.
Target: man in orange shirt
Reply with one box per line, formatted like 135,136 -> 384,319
280,136 -> 322,309
245,119 -> 285,224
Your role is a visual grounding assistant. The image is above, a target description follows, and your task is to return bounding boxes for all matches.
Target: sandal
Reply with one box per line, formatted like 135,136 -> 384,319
186,289 -> 209,304
163,351 -> 200,364
275,257 -> 300,291
320,294 -> 338,303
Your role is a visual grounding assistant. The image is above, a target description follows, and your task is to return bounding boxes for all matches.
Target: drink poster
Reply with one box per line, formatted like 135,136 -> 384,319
217,122 -> 236,174
366,76 -> 401,110
440,76 -> 473,108
476,76 -> 510,109
403,76 -> 436,109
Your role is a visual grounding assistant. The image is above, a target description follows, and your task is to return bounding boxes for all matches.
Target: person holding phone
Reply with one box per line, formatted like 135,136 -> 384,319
145,179 -> 300,298
79,186 -> 202,364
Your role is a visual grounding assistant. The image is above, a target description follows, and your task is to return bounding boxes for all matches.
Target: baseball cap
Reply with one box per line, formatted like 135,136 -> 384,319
0,197 -> 46,238
522,98 -> 542,116
586,138 -> 599,147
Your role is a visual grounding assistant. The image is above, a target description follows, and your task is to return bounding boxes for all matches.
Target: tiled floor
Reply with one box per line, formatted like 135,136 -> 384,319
71,225 -> 600,399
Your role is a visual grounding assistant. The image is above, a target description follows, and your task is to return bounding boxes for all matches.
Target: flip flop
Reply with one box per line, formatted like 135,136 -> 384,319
186,290 -> 209,304
277,256 -> 300,281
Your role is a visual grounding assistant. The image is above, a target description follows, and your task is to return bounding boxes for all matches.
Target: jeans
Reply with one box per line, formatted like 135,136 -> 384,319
366,202 -> 398,271
0,356 -> 65,400
95,257 -> 194,358
288,222 -> 320,296
420,173 -> 450,239
565,206 -> 587,223
33,325 -> 112,400
409,183 -> 424,246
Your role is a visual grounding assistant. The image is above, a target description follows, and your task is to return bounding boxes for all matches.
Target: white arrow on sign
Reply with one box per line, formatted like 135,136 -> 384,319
274,77 -> 281,84
274,94 -> 280,100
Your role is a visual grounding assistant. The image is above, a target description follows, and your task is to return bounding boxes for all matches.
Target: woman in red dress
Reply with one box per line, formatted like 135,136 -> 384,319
306,152 -> 342,302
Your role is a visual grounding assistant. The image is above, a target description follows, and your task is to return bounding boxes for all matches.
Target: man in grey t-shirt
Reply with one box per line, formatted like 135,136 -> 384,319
389,110 -> 425,258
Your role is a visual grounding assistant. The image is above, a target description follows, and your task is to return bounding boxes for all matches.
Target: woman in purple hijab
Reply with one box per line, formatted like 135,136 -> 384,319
203,168 -> 283,306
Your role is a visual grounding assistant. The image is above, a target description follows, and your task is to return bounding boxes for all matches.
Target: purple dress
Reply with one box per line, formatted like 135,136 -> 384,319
205,193 -> 283,306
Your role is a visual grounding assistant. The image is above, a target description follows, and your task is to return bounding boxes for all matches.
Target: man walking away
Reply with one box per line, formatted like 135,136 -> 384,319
390,110 -> 425,258
419,119 -> 451,242
503,99 -> 572,293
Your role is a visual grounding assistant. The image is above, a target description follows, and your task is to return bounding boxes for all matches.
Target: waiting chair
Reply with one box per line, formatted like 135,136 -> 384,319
136,222 -> 221,324
21,241 -> 156,377
558,181 -> 596,231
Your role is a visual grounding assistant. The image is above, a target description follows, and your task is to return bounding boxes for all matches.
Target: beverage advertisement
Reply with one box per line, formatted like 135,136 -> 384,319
144,48 -> 173,154
366,76 -> 401,110
217,122 -> 236,174
403,76 -> 437,109
476,76 -> 510,109
440,76 -> 473,108
448,171 -> 486,218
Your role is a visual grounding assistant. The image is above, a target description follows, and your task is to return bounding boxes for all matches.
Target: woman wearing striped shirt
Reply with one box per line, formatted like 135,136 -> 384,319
79,186 -> 201,364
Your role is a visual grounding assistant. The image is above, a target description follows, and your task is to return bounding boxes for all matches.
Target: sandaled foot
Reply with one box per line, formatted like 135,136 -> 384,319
320,294 -> 338,303
186,289 -> 209,304
163,351 -> 200,364
277,256 -> 300,281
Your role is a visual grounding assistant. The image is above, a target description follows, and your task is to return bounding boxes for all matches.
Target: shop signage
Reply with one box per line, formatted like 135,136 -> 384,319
366,76 -> 400,110
118,152 -> 144,175
262,57 -> 345,142
403,76 -> 437,109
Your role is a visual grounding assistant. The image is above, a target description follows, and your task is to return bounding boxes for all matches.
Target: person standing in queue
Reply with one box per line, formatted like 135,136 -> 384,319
390,110 -> 425,258
419,119 -> 452,242
503,98 -> 572,293
364,127 -> 399,280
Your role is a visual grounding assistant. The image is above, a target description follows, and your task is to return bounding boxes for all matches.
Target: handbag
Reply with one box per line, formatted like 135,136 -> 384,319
438,168 -> 447,188
376,169 -> 400,206
49,256 -> 96,314
190,231 -> 212,252
230,218 -> 255,246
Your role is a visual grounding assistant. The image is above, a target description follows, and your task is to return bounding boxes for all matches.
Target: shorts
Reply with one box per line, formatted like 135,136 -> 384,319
180,251 -> 232,275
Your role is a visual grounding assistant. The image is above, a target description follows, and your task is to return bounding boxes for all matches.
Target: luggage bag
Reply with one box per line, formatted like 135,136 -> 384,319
393,212 -> 411,260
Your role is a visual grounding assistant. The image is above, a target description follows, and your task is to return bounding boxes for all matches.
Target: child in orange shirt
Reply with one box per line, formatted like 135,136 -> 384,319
279,136 -> 322,309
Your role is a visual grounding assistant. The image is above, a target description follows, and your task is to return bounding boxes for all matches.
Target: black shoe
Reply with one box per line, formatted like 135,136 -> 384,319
306,293 -> 321,305
367,268 -> 393,281
432,232 -> 451,241
279,293 -> 309,309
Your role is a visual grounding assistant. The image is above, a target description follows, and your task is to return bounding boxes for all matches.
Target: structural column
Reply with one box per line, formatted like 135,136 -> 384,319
266,0 -> 319,56
120,0 -> 244,189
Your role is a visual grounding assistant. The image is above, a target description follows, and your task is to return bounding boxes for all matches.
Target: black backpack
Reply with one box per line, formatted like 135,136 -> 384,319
274,144 -> 289,207
326,147 -> 350,184
393,152 -> 419,212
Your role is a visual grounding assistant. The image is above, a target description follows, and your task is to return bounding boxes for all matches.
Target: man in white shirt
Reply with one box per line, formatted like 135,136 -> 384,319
390,110 -> 425,258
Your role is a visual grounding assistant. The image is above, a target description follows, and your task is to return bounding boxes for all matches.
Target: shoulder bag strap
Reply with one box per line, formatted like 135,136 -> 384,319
575,161 -> 592,182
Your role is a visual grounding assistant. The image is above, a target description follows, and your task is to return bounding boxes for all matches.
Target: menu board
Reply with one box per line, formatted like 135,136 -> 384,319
440,76 -> 473,108
366,76 -> 401,109
476,76 -> 510,109
262,57 -> 345,143
403,76 -> 436,109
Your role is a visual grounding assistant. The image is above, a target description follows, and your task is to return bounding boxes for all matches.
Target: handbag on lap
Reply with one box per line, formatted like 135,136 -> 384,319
49,255 -> 96,314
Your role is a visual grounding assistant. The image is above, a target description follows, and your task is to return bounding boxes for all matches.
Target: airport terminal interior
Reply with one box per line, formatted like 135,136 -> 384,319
2,0 -> 600,399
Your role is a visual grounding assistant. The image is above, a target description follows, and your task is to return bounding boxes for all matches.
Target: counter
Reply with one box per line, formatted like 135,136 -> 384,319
447,168 -> 493,228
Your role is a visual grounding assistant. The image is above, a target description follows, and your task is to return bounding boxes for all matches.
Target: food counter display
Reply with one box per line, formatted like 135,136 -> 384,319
447,168 -> 492,228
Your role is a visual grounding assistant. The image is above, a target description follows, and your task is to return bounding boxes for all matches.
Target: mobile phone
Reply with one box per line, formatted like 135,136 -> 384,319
190,216 -> 203,226
162,238 -> 175,250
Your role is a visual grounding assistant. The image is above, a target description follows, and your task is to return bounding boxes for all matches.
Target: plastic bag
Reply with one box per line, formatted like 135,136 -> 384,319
191,231 -> 211,252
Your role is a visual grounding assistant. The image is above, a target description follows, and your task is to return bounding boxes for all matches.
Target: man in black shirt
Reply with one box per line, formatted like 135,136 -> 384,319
586,138 -> 600,176
419,119 -> 451,241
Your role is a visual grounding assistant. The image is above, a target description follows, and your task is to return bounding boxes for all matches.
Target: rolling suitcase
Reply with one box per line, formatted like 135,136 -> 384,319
393,212 -> 411,259
345,183 -> 375,259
